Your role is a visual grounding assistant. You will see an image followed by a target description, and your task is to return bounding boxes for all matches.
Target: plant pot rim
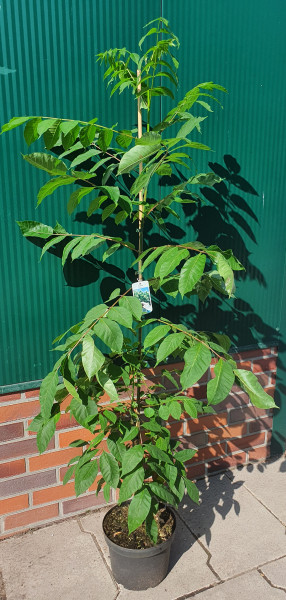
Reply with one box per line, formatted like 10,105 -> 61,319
102,503 -> 177,556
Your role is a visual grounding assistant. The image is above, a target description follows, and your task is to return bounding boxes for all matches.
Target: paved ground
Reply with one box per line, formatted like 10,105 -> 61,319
0,455 -> 285,599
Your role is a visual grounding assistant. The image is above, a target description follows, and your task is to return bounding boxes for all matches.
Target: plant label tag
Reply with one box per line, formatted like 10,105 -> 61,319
132,280 -> 153,314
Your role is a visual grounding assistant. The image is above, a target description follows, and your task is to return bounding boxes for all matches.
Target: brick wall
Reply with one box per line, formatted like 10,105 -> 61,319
0,346 -> 277,538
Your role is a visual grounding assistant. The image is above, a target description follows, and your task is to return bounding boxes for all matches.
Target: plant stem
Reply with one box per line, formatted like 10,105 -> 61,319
136,70 -> 144,444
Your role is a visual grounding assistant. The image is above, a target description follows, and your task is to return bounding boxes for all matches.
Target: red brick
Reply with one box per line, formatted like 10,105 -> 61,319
29,447 -> 82,472
194,443 -> 226,462
256,373 -> 271,388
0,494 -> 29,515
227,432 -> 266,453
264,386 -> 275,398
252,357 -> 277,373
186,384 -> 207,400
0,400 -> 40,423
207,452 -> 247,474
0,437 -> 54,461
186,463 -> 206,480
249,417 -> 273,433
229,406 -> 268,423
217,391 -> 250,412
0,459 -> 26,479
0,470 -> 57,498
4,503 -> 58,530
33,482 -> 76,505
248,445 -> 270,461
24,389 -> 40,399
0,393 -> 21,403
179,432 -> 207,448
186,413 -> 228,434
0,422 -> 24,442
231,348 -> 274,361
166,421 -> 184,437
58,428 -> 95,448
208,423 -> 247,443
62,492 -> 106,515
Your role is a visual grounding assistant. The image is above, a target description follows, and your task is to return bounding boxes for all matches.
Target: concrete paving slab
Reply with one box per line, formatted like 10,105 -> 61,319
0,519 -> 117,600
80,509 -> 219,599
232,456 -> 286,525
191,571 -> 286,599
179,472 -> 286,579
260,556 -> 286,591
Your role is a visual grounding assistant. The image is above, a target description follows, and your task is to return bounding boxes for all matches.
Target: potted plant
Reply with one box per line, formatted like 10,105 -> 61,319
1,18 -> 276,590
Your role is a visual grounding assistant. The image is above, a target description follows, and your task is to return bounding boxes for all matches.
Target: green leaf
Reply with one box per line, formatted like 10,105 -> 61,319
158,404 -> 171,420
118,144 -> 161,175
102,203 -> 116,222
43,119 -> 61,149
179,254 -> 206,297
61,122 -> 80,150
207,250 -> 234,296
75,458 -> 98,496
148,482 -> 177,505
169,401 -> 182,420
116,130 -> 133,148
128,489 -> 152,534
67,187 -> 94,215
121,446 -> 144,476
181,343 -> 212,390
40,370 -> 58,419
156,332 -> 186,364
22,152 -> 67,175
93,318 -> 123,353
135,132 -> 162,145
175,449 -> 197,463
17,220 -> 54,239
37,418 -> 57,454
63,378 -> 81,402
40,235 -> 66,260
207,359 -> 235,406
62,238 -> 81,266
37,176 -> 75,206
103,483 -> 111,502
83,304 -> 108,326
143,324 -> 171,348
144,444 -> 173,465
119,296 -> 143,321
1,115 -> 32,134
82,335 -> 105,379
79,124 -> 96,147
154,247 -> 189,280
97,128 -> 113,151
122,426 -> 139,443
100,451 -> 120,488
141,246 -> 168,272
119,467 -> 145,503
183,397 -> 198,418
37,118 -> 60,136
71,236 -> 106,261
24,117 -> 42,146
176,115 -> 206,138
234,369 -> 277,409
97,372 -> 119,402
185,478 -> 200,504
108,306 -> 133,329
63,464 -> 76,485
156,163 -> 172,177
70,149 -> 101,169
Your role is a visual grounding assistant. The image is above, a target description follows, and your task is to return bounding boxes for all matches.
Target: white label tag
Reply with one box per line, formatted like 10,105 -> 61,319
132,280 -> 153,314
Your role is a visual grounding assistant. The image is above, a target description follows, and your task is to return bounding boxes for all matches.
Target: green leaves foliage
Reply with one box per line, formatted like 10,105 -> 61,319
75,457 -> 98,496
100,451 -> 120,488
128,489 -> 152,534
156,332 -> 186,364
93,318 -> 123,353
118,143 -> 161,175
82,335 -> 105,379
39,370 -> 58,419
119,467 -> 145,503
207,359 -> 235,405
181,343 -> 212,390
179,254 -> 206,297
234,369 -> 277,409
22,152 -> 67,175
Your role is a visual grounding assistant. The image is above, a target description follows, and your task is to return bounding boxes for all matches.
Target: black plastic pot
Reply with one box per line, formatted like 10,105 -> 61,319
103,505 -> 176,590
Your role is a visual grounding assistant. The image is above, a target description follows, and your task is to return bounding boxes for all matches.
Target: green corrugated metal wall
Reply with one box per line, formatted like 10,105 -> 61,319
1,0 -> 286,449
